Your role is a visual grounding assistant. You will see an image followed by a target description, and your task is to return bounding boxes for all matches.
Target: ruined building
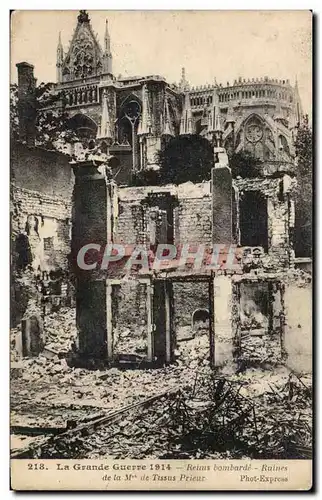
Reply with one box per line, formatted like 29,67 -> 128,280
11,11 -> 311,373
11,63 -> 74,327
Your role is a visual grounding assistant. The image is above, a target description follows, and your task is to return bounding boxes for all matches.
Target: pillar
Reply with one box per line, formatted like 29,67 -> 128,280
212,165 -> 233,244
213,275 -> 234,370
71,159 -> 116,359
284,280 -> 312,373
208,276 -> 215,368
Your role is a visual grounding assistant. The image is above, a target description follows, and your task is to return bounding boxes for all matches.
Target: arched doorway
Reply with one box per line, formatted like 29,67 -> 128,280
191,308 -> 210,333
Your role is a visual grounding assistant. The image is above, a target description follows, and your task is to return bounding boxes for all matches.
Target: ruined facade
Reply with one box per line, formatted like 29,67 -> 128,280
11,10 -> 311,374
71,156 -> 311,373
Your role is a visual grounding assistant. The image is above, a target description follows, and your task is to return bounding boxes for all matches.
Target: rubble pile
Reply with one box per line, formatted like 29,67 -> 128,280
175,334 -> 210,369
250,372 -> 312,458
11,307 -> 312,460
196,371 -> 312,458
239,330 -> 283,367
44,307 -> 77,354
113,327 -> 147,358
27,369 -> 312,460
11,356 -> 192,413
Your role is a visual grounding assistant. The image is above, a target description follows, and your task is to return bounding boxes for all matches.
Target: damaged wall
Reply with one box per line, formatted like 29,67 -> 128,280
116,183 -> 213,338
11,143 -> 74,327
111,281 -> 148,358
11,142 -> 73,199
109,177 -> 297,363
116,182 -> 212,246
173,282 -> 209,335
234,177 -> 296,269
11,186 -> 72,271
284,276 -> 312,373
11,142 -> 73,272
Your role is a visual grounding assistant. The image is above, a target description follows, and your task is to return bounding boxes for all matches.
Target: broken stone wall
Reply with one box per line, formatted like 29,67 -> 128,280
234,177 -> 296,269
284,276 -> 312,373
11,143 -> 74,327
11,142 -> 73,199
117,182 -> 212,247
173,183 -> 212,245
11,185 -> 72,328
115,183 -> 212,335
111,281 -> 148,359
11,186 -> 72,271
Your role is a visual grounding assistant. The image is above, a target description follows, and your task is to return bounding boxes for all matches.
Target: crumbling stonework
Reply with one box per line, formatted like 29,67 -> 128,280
11,142 -> 74,329
234,176 -> 297,269
116,182 -> 212,246
284,275 -> 312,373
11,185 -> 71,271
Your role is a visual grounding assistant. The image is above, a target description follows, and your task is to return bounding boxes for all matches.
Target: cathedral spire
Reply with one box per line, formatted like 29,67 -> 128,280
102,19 -> 113,74
104,20 -> 110,53
180,92 -> 194,135
62,10 -> 105,81
77,10 -> 90,24
57,31 -> 63,51
293,76 -> 303,127
97,89 -> 113,143
56,31 -> 64,83
179,67 -> 190,91
208,87 -> 223,146
208,87 -> 220,133
138,84 -> 152,136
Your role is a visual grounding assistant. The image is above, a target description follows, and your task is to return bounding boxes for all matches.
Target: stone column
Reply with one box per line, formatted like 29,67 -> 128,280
212,165 -> 233,244
213,275 -> 234,372
71,159 -> 116,359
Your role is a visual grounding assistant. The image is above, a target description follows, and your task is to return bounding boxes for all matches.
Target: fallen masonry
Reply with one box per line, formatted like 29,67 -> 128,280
10,298 -> 312,460
12,361 -> 312,460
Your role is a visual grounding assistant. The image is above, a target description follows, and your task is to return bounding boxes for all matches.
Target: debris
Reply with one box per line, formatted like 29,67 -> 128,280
10,307 -> 312,460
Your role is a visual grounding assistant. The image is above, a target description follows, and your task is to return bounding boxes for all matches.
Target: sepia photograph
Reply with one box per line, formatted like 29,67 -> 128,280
9,9 -> 313,490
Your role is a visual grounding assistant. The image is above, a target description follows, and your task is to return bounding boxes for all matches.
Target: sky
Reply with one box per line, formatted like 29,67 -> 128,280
10,10 -> 312,114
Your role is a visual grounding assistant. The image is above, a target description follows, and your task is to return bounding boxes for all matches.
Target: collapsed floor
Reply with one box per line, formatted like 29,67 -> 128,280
10,307 -> 312,460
